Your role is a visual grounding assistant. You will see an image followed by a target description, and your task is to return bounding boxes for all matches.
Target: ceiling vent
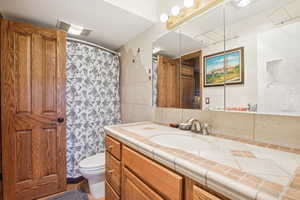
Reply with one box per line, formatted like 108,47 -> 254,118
56,20 -> 92,36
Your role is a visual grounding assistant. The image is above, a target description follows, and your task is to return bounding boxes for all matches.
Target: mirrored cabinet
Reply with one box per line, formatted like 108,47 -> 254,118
153,0 -> 300,116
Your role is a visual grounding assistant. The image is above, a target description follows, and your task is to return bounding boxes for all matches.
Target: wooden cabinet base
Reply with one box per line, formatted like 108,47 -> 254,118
105,135 -> 230,200
105,182 -> 119,200
122,168 -> 163,200
105,153 -> 121,194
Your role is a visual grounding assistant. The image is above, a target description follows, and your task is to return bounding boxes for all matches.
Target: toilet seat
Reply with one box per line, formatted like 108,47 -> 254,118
79,153 -> 105,170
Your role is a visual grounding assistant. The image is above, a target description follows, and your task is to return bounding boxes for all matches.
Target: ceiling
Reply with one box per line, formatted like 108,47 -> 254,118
154,0 -> 300,58
153,30 -> 204,58
0,0 -> 155,50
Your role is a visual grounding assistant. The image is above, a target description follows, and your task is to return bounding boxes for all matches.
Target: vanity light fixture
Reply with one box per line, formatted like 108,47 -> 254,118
184,0 -> 195,8
171,5 -> 181,16
160,13 -> 169,23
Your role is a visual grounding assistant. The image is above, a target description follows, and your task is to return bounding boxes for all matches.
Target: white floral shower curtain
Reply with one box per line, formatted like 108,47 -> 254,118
66,41 -> 121,178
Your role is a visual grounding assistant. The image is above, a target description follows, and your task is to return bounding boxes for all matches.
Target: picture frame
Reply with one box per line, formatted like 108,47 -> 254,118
203,47 -> 244,87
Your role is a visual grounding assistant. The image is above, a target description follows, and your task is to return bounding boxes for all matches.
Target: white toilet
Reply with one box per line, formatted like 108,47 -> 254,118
79,153 -> 106,198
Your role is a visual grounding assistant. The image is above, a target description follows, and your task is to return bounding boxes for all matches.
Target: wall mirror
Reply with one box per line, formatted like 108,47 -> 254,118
152,3 -> 226,110
224,0 -> 300,115
152,28 -> 182,108
153,0 -> 300,116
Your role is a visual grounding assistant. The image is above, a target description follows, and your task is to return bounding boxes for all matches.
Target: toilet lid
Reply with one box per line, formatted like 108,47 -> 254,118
79,153 -> 105,169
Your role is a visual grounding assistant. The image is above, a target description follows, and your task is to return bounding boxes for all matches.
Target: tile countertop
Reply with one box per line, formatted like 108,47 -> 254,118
104,122 -> 300,200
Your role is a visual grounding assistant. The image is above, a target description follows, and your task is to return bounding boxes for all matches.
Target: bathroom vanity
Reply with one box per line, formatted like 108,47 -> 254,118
104,122 -> 300,200
104,131 -> 223,200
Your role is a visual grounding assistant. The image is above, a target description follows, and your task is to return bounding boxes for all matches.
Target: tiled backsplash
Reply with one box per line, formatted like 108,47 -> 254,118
154,108 -> 300,149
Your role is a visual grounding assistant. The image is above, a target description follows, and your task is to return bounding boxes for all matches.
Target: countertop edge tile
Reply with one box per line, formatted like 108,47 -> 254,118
152,148 -> 176,170
174,157 -> 207,185
206,170 -> 258,200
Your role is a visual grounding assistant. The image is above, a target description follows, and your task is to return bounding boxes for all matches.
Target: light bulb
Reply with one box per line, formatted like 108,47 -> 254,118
184,0 -> 195,8
160,13 -> 169,23
237,0 -> 251,7
171,5 -> 181,16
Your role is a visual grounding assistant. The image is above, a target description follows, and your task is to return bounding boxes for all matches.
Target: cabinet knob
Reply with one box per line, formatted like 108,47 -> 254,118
57,118 -> 64,123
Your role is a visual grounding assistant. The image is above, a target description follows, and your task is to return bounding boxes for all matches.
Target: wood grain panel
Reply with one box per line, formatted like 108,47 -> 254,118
105,136 -> 121,160
41,128 -> 57,176
157,56 -> 180,108
122,167 -> 163,200
0,17 -> 2,200
181,65 -> 194,77
123,146 -> 183,200
193,185 -> 221,200
105,182 -> 120,200
16,130 -> 33,182
185,178 -> 230,200
1,19 -> 67,200
15,32 -> 32,113
166,0 -> 224,30
106,152 -> 121,194
180,76 -> 194,109
43,38 -> 57,113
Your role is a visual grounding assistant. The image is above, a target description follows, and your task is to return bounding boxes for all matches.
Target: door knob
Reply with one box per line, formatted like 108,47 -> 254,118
57,118 -> 64,123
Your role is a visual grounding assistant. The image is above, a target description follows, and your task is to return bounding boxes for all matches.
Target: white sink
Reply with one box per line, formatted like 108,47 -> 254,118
149,134 -> 217,152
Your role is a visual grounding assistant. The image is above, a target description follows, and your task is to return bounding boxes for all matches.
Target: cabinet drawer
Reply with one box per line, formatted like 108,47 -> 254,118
105,181 -> 120,200
123,167 -> 164,200
105,136 -> 121,160
193,185 -> 221,200
123,146 -> 183,200
106,152 -> 121,194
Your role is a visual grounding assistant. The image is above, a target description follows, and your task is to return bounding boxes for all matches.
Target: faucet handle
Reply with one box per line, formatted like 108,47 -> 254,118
202,123 -> 210,135
191,120 -> 202,133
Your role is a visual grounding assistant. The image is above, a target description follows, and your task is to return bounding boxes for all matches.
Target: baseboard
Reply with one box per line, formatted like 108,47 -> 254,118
67,176 -> 84,184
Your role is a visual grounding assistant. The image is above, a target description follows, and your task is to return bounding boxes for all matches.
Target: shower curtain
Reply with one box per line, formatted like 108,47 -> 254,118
66,40 -> 121,178
152,57 -> 158,106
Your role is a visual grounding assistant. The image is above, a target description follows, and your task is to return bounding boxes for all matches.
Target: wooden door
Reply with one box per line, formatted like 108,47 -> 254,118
122,167 -> 164,200
157,56 -> 179,107
1,20 -> 67,200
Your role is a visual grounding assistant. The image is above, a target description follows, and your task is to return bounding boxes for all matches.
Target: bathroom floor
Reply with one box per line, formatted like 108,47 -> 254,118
38,180 -> 104,200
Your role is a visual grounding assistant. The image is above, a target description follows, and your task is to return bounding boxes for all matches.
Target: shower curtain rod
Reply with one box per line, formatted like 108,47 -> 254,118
67,37 -> 120,56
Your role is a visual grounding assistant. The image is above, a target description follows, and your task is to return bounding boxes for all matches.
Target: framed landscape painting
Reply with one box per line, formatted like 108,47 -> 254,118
203,47 -> 244,87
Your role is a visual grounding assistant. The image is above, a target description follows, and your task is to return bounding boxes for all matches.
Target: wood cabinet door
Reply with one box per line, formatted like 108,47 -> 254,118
122,168 -> 164,200
106,152 -> 121,194
193,185 -> 221,200
105,182 -> 120,200
180,76 -> 194,109
1,19 -> 66,200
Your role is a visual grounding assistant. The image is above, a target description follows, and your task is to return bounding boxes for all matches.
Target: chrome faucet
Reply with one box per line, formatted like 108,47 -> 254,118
191,119 -> 202,134
179,118 -> 210,135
